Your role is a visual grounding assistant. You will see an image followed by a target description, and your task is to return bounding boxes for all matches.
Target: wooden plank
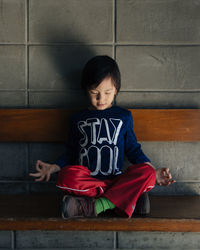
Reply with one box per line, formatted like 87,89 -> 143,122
0,109 -> 73,142
0,218 -> 200,232
130,109 -> 200,141
0,109 -> 200,142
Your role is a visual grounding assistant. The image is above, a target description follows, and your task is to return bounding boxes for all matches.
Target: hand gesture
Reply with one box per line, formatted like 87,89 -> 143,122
156,168 -> 176,186
29,160 -> 60,182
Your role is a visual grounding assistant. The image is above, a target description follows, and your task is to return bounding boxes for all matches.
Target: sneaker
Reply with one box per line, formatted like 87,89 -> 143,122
61,195 -> 97,219
133,192 -> 150,217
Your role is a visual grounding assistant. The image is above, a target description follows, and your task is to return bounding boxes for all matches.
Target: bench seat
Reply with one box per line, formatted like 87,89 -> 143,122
0,109 -> 200,233
0,194 -> 200,232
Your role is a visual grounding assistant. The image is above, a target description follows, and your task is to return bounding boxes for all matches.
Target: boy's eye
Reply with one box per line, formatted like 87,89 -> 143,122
90,91 -> 98,95
105,92 -> 111,95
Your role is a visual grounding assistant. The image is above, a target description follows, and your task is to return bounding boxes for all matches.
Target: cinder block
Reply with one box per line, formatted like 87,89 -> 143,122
28,143 -> 66,183
117,92 -> 200,109
0,0 -> 25,43
0,183 -> 27,194
29,0 -> 113,43
117,0 -> 200,44
0,143 -> 28,179
150,181 -> 200,195
123,141 -> 200,195
29,143 -> 67,169
29,182 -> 59,194
29,46 -> 112,90
0,91 -> 26,107
116,46 -> 200,90
29,90 -> 90,108
16,231 -> 114,248
0,46 -> 25,89
141,142 -> 200,181
0,231 -> 12,248
118,231 -> 200,249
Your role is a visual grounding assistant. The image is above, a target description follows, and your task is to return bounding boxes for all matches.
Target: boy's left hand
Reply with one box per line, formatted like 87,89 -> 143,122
156,168 -> 176,186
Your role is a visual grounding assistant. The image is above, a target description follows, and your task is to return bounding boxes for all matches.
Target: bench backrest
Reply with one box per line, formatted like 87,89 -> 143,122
0,109 -> 200,142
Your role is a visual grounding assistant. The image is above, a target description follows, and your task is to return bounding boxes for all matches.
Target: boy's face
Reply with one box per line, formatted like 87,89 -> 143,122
88,77 -> 117,110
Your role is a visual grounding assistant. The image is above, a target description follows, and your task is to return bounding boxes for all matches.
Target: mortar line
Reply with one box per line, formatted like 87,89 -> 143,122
0,89 -> 26,92
26,44 -> 30,106
28,89 -> 200,93
0,179 -> 199,183
119,89 -> 200,93
113,43 -> 200,46
24,0 -> 28,43
11,231 -> 16,249
24,45 -> 28,106
0,180 -> 56,183
1,42 -> 200,46
112,0 -> 116,59
113,231 -> 118,249
26,42 -> 115,46
24,0 -> 29,107
0,89 -> 200,93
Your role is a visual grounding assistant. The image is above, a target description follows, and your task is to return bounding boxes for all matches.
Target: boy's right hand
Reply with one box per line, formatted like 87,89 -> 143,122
29,160 -> 61,182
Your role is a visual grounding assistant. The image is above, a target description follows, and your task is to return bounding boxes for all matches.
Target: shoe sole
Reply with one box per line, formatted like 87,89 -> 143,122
61,195 -> 86,219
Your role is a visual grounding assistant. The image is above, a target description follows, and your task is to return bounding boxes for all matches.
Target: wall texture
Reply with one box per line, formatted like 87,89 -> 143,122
0,0 -> 200,195
1,230 -> 200,249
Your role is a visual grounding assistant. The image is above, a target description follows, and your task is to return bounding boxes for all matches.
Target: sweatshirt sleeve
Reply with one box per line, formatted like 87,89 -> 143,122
54,116 -> 76,169
124,111 -> 151,164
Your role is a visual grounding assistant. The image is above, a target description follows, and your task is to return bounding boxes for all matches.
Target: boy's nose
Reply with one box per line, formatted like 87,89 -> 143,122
97,93 -> 105,101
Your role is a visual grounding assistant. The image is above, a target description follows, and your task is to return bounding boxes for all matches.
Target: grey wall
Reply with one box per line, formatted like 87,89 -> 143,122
1,230 -> 200,249
0,0 -> 200,195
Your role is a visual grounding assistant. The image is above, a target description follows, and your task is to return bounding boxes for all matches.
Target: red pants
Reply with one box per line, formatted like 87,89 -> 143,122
56,163 -> 156,218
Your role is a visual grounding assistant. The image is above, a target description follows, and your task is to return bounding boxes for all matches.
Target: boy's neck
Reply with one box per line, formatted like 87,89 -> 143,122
88,104 -> 113,111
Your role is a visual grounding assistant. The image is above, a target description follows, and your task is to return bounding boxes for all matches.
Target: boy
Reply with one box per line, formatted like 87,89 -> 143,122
30,56 -> 175,218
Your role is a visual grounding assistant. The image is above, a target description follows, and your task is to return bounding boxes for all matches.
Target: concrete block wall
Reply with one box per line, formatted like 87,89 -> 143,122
0,0 -> 200,195
1,230 -> 200,249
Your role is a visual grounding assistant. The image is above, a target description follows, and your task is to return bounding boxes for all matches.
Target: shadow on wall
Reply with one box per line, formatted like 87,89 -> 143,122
27,28 -> 98,182
32,25 -> 106,108
47,28 -> 96,90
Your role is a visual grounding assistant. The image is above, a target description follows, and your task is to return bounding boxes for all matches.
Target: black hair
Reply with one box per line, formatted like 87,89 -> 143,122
81,55 -> 121,93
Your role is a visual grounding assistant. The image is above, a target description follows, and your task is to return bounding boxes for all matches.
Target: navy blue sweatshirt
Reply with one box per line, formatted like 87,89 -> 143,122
55,106 -> 150,179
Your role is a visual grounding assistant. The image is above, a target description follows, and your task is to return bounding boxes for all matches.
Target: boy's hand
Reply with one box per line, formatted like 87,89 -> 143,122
29,160 -> 61,182
156,168 -> 176,186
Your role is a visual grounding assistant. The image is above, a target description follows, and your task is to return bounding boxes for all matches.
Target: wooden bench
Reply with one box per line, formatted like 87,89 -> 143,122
0,108 -> 200,232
